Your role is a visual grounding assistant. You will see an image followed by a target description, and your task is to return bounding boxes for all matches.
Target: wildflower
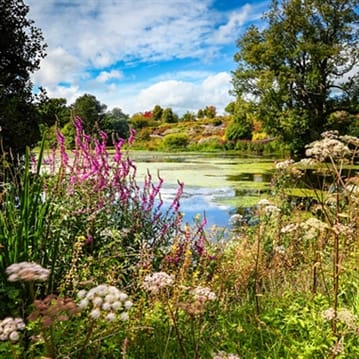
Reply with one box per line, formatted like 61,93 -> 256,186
340,135 -> 359,147
337,308 -> 357,330
106,313 -> 116,322
90,309 -> 101,319
229,214 -> 245,226
275,159 -> 294,169
301,218 -> 329,232
76,284 -> 132,322
191,286 -> 216,302
331,337 -> 344,356
273,245 -> 286,255
257,199 -> 271,206
331,223 -> 354,237
321,130 -> 339,139
305,138 -> 351,161
28,295 -> 80,328
297,158 -> 317,167
322,308 -> 335,321
6,262 -> 50,282
124,300 -> 133,310
263,205 -> 280,216
120,312 -> 129,321
142,272 -> 174,294
212,351 -> 241,359
280,223 -> 299,234
0,317 -> 25,342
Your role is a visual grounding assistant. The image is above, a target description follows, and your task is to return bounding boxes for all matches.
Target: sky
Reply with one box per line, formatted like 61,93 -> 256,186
26,0 -> 270,116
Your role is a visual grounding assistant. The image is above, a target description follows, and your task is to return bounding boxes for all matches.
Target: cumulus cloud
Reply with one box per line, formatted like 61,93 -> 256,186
32,47 -> 83,88
135,72 -> 233,114
96,70 -> 123,83
26,0 -> 265,113
213,4 -> 252,44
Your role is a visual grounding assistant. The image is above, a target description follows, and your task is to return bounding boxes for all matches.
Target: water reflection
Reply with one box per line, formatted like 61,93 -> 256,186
132,152 -> 276,229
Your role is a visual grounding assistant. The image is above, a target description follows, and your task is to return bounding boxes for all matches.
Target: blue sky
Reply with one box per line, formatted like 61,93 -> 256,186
27,0 -> 269,115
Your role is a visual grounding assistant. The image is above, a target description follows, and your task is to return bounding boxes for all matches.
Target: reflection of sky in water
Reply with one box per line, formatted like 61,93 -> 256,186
160,184 -> 235,228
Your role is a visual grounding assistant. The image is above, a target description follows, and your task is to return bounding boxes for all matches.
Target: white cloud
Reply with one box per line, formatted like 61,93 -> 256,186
96,70 -> 123,83
134,72 -> 233,115
32,47 -> 82,88
25,1 -> 265,113
213,4 -> 252,44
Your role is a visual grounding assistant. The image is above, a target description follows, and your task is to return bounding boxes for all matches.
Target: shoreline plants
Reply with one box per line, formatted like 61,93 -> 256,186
0,121 -> 359,358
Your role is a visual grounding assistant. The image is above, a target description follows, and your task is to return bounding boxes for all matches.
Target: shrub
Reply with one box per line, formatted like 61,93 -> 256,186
163,133 -> 189,150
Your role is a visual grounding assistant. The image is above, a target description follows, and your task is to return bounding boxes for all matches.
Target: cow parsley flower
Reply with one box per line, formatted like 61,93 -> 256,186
142,272 -> 174,294
76,284 -> 132,322
6,262 -> 50,282
0,317 -> 25,342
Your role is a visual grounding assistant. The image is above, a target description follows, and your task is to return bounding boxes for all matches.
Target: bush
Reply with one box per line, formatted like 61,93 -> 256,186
163,133 -> 189,150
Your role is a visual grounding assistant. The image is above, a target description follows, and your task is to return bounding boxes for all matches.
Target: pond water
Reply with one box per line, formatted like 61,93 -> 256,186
130,151 -> 276,229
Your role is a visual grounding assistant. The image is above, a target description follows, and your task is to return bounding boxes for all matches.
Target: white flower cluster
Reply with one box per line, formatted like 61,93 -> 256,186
321,308 -> 335,321
77,284 -> 132,322
6,262 -> 50,282
305,138 -> 351,161
340,135 -> 359,147
275,159 -> 294,169
301,218 -> 329,232
280,223 -> 299,234
257,199 -> 280,216
190,286 -> 216,302
142,272 -> 174,294
212,351 -> 241,359
0,317 -> 25,342
229,214 -> 244,225
321,308 -> 357,330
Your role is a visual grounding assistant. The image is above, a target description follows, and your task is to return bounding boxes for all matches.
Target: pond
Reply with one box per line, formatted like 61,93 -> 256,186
129,151 -> 276,229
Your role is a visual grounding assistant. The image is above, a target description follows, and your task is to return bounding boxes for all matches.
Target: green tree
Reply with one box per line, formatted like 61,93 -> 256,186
130,113 -> 152,129
232,0 -> 359,155
72,94 -> 107,134
152,105 -> 163,121
181,111 -> 196,122
204,105 -> 217,119
161,108 -> 177,123
36,89 -> 70,127
0,0 -> 47,155
101,107 -> 130,145
225,100 -> 254,141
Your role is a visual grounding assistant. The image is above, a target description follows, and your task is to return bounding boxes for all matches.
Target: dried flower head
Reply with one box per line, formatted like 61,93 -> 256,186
0,317 -> 25,342
142,272 -> 174,294
6,262 -> 50,282
28,295 -> 80,328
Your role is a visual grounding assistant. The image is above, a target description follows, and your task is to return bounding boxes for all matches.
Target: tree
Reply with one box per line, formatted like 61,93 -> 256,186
181,111 -> 196,122
225,100 -> 254,141
36,89 -> 70,127
0,0 -> 47,155
161,108 -> 177,123
101,107 -> 130,145
204,105 -> 217,119
72,94 -> 106,134
152,105 -> 163,121
232,0 -> 359,155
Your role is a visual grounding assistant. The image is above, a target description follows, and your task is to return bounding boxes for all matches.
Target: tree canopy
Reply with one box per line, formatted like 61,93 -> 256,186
0,0 -> 47,155
72,94 -> 107,134
232,0 -> 359,155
